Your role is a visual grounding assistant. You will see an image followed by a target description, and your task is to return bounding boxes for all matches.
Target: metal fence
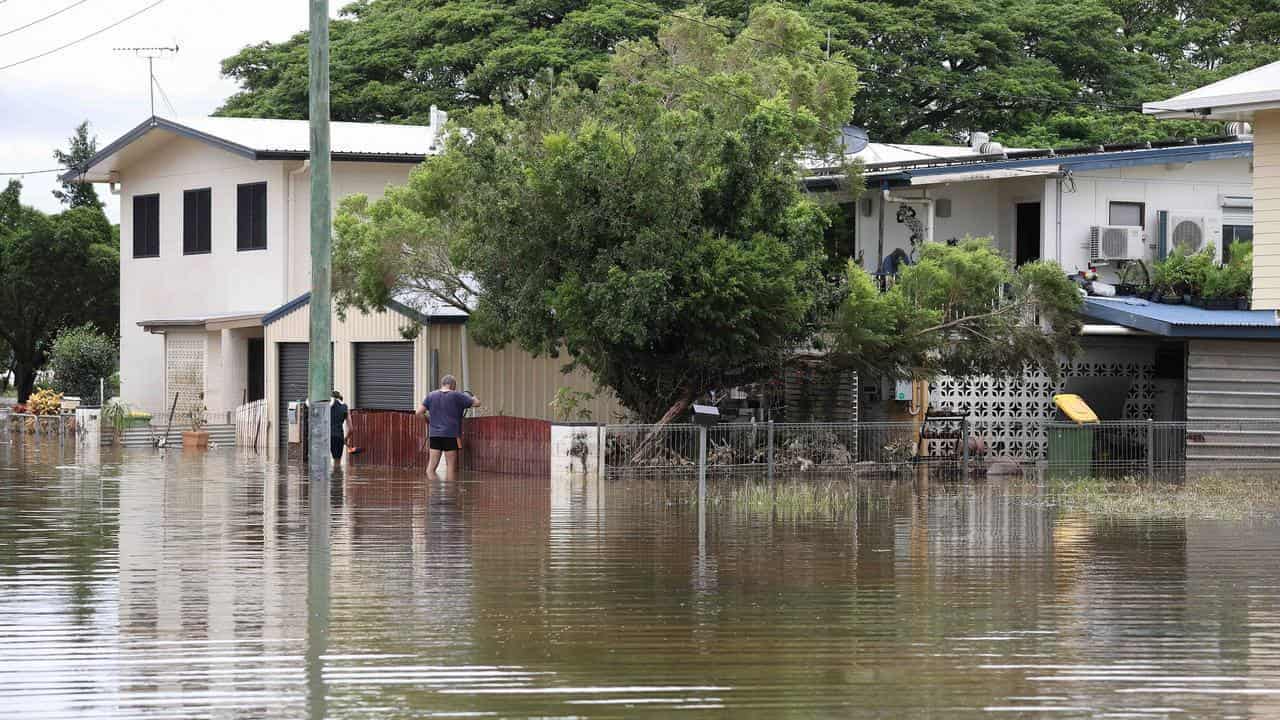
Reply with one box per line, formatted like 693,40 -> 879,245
604,419 -> 1280,479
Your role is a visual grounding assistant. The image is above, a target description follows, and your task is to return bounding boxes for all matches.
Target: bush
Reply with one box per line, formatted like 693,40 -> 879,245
49,324 -> 117,404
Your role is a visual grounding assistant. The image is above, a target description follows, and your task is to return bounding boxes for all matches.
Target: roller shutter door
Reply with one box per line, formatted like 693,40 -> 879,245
278,343 -> 309,446
355,342 -> 414,410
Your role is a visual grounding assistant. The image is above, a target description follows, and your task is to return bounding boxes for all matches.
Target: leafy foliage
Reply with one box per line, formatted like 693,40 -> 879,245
0,180 -> 119,402
52,122 -> 103,209
834,239 -> 1082,379
49,324 -> 117,403
335,5 -> 855,421
26,388 -> 63,416
217,0 -> 1279,145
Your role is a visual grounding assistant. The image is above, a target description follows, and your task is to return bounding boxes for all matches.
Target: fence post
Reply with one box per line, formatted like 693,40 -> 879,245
960,417 -> 970,478
698,424 -> 707,512
767,420 -> 775,485
1147,418 -> 1155,479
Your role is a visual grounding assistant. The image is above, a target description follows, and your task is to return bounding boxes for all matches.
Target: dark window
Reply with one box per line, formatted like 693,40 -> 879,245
1109,201 -> 1145,227
183,188 -> 212,255
132,194 -> 160,258
1223,224 -> 1254,263
236,182 -> 268,251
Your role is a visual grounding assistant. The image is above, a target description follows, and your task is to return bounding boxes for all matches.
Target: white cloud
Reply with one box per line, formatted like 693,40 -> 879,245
0,0 -> 340,222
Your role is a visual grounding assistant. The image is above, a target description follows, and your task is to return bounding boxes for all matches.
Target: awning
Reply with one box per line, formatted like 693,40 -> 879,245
1081,297 -> 1280,339
138,310 -> 268,333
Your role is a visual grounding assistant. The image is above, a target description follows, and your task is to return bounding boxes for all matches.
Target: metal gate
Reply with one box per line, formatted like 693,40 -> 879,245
355,342 -> 414,411
278,342 -> 309,446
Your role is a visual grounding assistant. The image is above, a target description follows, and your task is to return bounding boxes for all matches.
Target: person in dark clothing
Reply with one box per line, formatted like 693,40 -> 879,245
416,374 -> 481,479
330,391 -> 350,462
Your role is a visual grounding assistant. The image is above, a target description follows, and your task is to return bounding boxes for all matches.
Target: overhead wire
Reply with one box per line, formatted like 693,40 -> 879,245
0,168 -> 66,176
0,0 -> 166,72
0,0 -> 92,39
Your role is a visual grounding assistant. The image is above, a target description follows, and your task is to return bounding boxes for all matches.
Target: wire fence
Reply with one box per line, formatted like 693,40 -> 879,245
603,419 -> 1280,480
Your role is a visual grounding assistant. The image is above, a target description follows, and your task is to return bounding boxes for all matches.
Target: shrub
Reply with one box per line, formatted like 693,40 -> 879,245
27,388 -> 62,415
49,325 -> 117,404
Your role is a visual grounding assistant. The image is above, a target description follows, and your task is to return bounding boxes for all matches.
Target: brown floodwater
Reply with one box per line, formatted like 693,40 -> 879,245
2,439 -> 1280,718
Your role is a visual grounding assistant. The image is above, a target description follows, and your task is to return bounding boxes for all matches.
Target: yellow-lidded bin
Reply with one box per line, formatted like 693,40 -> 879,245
1049,394 -> 1098,476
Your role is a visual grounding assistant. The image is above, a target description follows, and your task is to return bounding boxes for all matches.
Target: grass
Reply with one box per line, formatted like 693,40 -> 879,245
1009,474 -> 1280,521
673,472 -> 1280,522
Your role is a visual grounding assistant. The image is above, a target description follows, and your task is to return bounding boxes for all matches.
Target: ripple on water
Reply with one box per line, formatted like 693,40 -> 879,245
0,442 -> 1279,717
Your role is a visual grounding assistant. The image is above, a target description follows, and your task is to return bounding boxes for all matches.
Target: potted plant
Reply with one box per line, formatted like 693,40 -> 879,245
182,393 -> 209,450
1115,260 -> 1149,297
1197,263 -> 1238,309
101,398 -> 130,446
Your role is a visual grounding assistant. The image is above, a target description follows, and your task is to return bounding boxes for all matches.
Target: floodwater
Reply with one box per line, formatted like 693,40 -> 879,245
2,441 -> 1280,719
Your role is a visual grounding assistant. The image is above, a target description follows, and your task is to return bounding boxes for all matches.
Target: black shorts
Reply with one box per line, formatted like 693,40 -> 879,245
429,436 -> 459,452
331,436 -> 345,460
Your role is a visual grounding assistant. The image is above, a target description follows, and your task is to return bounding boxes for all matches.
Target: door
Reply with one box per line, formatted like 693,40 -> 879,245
247,338 -> 264,403
1016,202 -> 1041,266
355,342 -> 415,410
278,342 -> 309,446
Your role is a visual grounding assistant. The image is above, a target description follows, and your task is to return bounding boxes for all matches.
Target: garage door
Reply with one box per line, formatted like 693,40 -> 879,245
278,342 -> 309,446
355,342 -> 414,410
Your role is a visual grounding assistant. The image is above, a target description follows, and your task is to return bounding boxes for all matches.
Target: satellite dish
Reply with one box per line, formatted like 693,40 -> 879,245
839,125 -> 869,154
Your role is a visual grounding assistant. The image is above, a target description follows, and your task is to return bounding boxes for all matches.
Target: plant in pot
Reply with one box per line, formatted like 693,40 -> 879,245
182,393 -> 209,450
101,398 -> 130,446
1226,240 -> 1253,310
1115,260 -> 1149,297
1198,263 -> 1238,309
1151,252 -> 1186,303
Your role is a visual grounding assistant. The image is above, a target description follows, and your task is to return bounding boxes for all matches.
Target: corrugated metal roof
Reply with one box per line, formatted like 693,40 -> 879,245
1082,297 -> 1280,338
166,115 -> 441,156
66,108 -> 449,182
1145,60 -> 1280,120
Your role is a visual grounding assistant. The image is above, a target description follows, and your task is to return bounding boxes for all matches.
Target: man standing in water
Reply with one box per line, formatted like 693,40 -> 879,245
330,390 -> 350,465
416,375 -> 480,479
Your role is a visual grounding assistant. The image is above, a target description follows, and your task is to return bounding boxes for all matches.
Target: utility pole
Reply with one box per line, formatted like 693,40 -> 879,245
307,0 -> 333,480
114,45 -> 178,117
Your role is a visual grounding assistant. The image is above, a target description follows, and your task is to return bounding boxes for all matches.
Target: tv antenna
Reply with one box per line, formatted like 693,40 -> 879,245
114,44 -> 179,117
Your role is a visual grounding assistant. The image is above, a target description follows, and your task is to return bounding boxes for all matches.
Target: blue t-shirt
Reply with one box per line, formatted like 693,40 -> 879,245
422,390 -> 475,438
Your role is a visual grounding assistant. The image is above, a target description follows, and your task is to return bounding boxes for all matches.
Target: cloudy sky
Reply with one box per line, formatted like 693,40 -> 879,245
1,0 -> 339,222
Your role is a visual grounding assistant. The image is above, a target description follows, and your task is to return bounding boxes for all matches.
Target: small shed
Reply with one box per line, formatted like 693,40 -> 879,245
262,293 -> 621,450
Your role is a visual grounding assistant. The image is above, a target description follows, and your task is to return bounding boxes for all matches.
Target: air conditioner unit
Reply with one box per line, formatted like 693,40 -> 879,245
1166,213 -> 1221,258
1090,225 -> 1145,262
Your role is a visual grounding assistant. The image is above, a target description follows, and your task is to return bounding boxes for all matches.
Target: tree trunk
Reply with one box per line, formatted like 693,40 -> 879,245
628,389 -> 696,465
15,363 -> 36,404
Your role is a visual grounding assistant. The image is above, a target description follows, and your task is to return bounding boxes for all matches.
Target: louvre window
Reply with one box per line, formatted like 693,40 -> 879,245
183,188 -> 212,255
236,182 -> 268,251
132,194 -> 160,258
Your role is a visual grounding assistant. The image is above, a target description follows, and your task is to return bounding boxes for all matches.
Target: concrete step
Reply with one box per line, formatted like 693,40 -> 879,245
103,424 -> 237,448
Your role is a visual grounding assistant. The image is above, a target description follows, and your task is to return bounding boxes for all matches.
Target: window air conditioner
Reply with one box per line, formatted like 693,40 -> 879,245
1089,225 -> 1145,262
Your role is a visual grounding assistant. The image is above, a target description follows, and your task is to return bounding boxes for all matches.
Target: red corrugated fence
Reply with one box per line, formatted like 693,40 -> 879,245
347,410 -> 550,476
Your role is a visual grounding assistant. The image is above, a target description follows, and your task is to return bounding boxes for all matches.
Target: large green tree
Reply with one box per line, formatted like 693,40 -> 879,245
52,121 -> 103,209
216,0 -> 1280,145
334,4 -> 858,421
0,181 -> 118,403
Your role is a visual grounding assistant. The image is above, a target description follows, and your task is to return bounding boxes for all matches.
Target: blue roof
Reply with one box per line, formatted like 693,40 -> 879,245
1082,297 -> 1280,338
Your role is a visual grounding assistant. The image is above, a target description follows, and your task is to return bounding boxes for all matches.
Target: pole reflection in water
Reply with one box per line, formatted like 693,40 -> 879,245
306,475 -> 331,720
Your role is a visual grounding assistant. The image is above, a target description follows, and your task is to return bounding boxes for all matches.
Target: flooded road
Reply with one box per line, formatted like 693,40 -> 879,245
2,441 -> 1280,718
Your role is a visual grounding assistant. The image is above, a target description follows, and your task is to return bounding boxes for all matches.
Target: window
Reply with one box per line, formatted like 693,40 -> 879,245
1108,201 -> 1145,227
236,182 -> 268,251
935,198 -> 952,218
132,194 -> 160,258
1223,224 -> 1253,263
183,188 -> 212,255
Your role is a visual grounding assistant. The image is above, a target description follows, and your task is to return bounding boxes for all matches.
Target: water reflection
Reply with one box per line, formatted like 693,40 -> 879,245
0,440 -> 1279,717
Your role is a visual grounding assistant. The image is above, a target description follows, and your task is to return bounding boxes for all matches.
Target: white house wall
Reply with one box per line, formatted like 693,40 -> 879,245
286,162 -> 416,297
119,134 -> 288,414
854,158 -> 1252,282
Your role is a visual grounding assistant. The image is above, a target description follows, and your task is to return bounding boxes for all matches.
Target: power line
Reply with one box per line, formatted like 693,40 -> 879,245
0,0 -> 167,72
0,0 -> 92,40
